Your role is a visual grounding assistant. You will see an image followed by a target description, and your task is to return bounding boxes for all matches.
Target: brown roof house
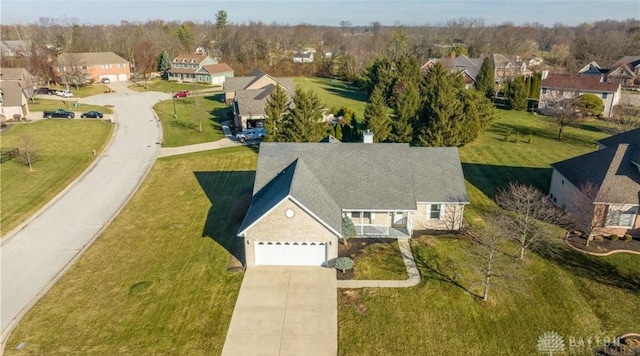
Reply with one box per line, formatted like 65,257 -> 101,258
549,129 -> 640,237
0,81 -> 29,119
237,136 -> 469,266
167,53 -> 234,85
491,53 -> 533,84
539,73 -> 621,118
604,55 -> 640,88
421,55 -> 484,89
55,52 -> 131,84
223,69 -> 295,130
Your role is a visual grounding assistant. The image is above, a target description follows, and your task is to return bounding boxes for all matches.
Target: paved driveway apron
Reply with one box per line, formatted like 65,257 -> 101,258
222,267 -> 337,356
0,87 -> 167,339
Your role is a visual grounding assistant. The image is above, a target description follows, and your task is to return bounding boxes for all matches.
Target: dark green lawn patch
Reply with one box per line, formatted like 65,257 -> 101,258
294,77 -> 367,121
337,238 -> 407,280
27,98 -> 113,114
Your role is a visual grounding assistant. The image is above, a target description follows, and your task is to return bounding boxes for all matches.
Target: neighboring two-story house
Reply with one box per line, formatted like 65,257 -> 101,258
605,55 -> 640,88
223,69 -> 294,130
166,53 -> 234,85
549,128 -> 640,238
55,52 -> 131,84
538,73 -> 621,118
0,67 -> 35,119
491,53 -> 533,84
237,134 -> 469,267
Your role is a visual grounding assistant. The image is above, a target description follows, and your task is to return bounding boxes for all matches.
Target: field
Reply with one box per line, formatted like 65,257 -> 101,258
26,98 -> 113,115
294,77 -> 368,120
1,120 -> 113,236
153,94 -> 227,147
4,87 -> 639,355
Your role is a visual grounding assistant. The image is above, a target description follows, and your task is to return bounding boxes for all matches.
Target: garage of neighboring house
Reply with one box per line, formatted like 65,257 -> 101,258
117,73 -> 128,81
100,75 -> 117,82
254,241 -> 327,266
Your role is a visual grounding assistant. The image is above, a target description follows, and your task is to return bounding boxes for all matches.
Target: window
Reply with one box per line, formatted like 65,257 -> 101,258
428,204 -> 442,220
102,64 -> 111,69
542,88 -> 547,94
182,64 -> 188,68
607,206 -> 638,227
81,65 -> 88,70
118,63 -> 125,68
602,92 -> 608,99
192,64 -> 198,69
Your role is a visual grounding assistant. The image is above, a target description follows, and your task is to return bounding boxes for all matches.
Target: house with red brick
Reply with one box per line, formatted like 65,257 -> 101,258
54,52 -> 131,84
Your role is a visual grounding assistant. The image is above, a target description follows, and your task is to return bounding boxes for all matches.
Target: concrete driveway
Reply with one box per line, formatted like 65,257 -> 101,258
0,84 -> 167,343
222,267 -> 337,356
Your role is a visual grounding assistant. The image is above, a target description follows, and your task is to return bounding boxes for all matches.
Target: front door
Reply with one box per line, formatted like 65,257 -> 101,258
392,212 -> 406,227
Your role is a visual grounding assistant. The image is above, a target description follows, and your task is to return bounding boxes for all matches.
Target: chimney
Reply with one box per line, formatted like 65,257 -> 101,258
541,70 -> 549,80
363,130 -> 374,144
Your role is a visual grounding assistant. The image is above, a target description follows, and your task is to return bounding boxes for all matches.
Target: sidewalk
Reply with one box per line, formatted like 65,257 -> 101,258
336,239 -> 421,288
157,120 -> 242,158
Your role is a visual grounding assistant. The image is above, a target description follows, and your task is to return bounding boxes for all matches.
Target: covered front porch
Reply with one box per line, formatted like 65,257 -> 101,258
345,211 -> 412,238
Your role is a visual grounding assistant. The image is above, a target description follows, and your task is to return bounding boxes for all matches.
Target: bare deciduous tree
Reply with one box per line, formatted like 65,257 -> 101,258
606,105 -> 640,134
567,182 -> 606,246
134,39 -> 160,87
467,217 -> 508,302
443,195 -> 467,231
495,183 -> 562,259
18,132 -> 38,171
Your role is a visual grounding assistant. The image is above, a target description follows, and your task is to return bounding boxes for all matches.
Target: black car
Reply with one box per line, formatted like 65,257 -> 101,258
80,111 -> 104,119
36,87 -> 55,95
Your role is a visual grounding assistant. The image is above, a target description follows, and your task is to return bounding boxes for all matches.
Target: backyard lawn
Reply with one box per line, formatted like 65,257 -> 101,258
41,83 -> 111,98
27,98 -> 113,115
4,147 -> 256,354
153,95 -> 227,147
0,120 -> 113,236
294,77 -> 368,120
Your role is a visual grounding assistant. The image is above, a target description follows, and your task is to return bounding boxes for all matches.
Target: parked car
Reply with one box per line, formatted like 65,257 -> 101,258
236,128 -> 266,143
173,90 -> 190,98
55,90 -> 73,98
80,111 -> 103,119
36,87 -> 55,95
100,78 -> 111,84
43,109 -> 75,119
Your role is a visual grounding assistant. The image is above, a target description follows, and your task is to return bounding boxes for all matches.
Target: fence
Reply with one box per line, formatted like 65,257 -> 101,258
1,148 -> 19,164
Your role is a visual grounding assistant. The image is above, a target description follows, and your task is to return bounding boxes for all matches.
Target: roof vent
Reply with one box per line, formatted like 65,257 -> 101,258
363,130 -> 374,144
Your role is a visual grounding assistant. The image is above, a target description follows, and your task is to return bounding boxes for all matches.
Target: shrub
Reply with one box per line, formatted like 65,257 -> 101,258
334,257 -> 354,273
610,234 -> 619,241
623,234 -> 632,241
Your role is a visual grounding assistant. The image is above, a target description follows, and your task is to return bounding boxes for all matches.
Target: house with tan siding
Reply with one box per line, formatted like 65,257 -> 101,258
539,73 -> 621,118
237,137 -> 469,267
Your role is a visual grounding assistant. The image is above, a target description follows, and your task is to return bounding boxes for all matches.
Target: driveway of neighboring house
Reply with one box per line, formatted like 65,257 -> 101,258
222,267 -> 337,356
0,84 -> 166,344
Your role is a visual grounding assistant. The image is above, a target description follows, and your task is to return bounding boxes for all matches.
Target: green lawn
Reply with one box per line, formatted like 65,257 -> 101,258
294,77 -> 368,120
27,98 -> 113,115
4,147 -> 256,354
153,95 -> 228,147
128,78 -> 219,93
44,84 -> 111,98
348,240 -> 407,280
1,120 -> 113,236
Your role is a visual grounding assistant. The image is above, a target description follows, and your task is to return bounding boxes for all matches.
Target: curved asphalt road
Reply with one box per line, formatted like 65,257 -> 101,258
0,84 -> 167,344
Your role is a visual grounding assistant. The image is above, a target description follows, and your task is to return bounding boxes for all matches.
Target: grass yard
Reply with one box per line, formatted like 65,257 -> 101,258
294,77 -> 368,120
339,236 -> 640,355
153,95 -> 228,147
4,147 -> 257,354
43,84 -> 111,98
27,98 -> 113,115
128,78 -> 219,93
1,120 -> 113,236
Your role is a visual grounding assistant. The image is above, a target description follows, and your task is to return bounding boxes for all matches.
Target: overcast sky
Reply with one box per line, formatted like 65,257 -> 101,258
1,0 -> 638,27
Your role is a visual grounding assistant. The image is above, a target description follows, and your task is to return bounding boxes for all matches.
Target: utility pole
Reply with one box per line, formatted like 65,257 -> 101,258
171,87 -> 177,119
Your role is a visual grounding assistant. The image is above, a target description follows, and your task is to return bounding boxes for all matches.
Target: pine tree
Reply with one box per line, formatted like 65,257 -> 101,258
363,85 -> 391,142
474,57 -> 495,98
281,89 -> 326,142
335,123 -> 343,141
157,50 -> 171,73
264,84 -> 289,142
392,81 -> 420,143
506,76 -> 528,111
529,72 -> 542,99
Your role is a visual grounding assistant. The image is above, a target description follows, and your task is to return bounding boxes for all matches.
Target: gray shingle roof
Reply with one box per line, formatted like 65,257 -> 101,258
597,128 -> 640,148
411,147 -> 469,203
552,144 -> 640,205
0,81 -> 25,106
238,158 -> 342,235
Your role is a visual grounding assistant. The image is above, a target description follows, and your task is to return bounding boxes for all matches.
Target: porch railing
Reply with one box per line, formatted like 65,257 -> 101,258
355,224 -> 389,236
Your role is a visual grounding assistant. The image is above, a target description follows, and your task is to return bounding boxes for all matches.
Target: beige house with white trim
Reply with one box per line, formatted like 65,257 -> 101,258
237,138 -> 469,267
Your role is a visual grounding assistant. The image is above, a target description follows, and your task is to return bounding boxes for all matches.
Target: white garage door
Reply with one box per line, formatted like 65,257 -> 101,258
100,75 -> 117,82
255,241 -> 327,266
117,73 -> 129,81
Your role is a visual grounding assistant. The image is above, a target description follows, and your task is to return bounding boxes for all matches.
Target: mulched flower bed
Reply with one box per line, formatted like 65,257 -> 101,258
334,238 -> 398,280
565,232 -> 640,255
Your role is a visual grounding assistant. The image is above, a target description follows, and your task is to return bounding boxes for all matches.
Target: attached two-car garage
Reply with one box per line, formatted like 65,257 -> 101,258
254,241 -> 327,266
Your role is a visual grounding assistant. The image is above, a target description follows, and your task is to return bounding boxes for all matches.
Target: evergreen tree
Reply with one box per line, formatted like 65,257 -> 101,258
176,24 -> 196,52
363,85 -> 391,142
417,62 -> 464,146
529,72 -> 542,99
474,57 -> 495,98
361,57 -> 394,98
157,50 -> 171,73
392,81 -> 420,143
335,123 -> 343,141
506,76 -> 528,111
264,84 -> 289,142
281,89 -> 326,142
458,89 -> 496,143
